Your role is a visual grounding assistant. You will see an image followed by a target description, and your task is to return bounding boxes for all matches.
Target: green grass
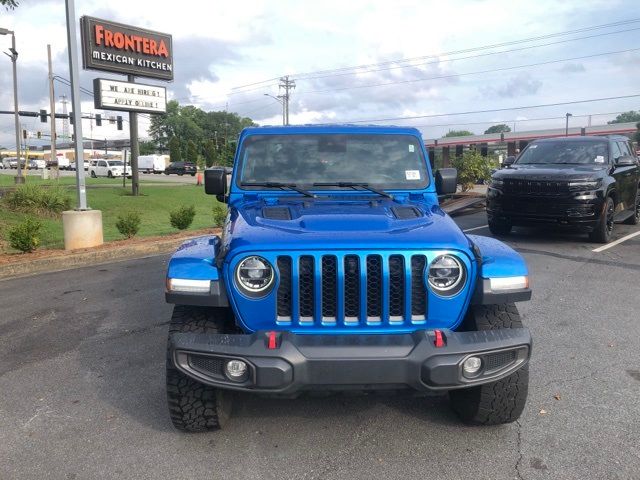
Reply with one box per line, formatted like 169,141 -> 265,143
0,183 -> 219,252
0,174 -> 152,187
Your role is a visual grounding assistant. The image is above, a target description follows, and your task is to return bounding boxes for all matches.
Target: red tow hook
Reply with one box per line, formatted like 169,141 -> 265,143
267,331 -> 278,350
433,329 -> 446,348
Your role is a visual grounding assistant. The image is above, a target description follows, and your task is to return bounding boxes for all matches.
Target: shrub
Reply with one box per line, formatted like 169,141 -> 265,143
212,204 -> 227,227
170,205 -> 196,230
8,218 -> 42,253
3,184 -> 71,216
451,150 -> 497,192
115,211 -> 141,238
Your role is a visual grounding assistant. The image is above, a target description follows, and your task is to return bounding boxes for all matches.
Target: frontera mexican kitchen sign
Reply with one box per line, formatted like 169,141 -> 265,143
80,16 -> 173,81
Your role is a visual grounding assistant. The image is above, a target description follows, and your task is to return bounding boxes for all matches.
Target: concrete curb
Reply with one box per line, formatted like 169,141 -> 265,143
0,237 -> 190,281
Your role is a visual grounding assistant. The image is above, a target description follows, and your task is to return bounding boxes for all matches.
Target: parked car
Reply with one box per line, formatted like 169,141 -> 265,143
164,161 -> 197,176
487,135 -> 640,242
28,159 -> 46,170
2,157 -> 18,169
163,125 -> 533,432
89,159 -> 132,178
47,156 -> 71,170
70,160 -> 90,171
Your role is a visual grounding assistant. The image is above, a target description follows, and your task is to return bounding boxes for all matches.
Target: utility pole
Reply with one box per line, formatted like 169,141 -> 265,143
128,74 -> 140,196
278,75 -> 296,126
47,44 -> 58,179
0,28 -> 23,184
64,0 -> 87,210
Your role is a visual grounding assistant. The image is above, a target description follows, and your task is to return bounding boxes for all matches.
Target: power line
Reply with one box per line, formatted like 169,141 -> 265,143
296,46 -> 640,95
227,25 -> 640,98
295,27 -> 640,83
229,18 -> 640,94
291,18 -> 640,79
330,93 -> 640,124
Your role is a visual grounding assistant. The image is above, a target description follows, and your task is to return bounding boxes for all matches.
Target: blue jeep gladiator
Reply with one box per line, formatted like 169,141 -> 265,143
164,125 -> 533,431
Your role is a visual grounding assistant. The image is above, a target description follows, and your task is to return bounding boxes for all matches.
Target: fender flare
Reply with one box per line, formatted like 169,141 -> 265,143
467,234 -> 531,304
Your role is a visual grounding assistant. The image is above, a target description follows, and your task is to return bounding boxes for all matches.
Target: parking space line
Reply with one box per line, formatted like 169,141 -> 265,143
463,224 -> 489,233
592,230 -> 640,253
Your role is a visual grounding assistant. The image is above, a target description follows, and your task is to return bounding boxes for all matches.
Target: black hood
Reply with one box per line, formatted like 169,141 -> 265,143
493,163 -> 607,182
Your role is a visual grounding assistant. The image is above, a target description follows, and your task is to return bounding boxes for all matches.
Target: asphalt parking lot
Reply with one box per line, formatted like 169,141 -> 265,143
1,211 -> 639,480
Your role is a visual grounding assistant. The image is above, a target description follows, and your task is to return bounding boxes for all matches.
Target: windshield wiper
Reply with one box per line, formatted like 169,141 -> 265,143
241,182 -> 316,198
312,182 -> 394,199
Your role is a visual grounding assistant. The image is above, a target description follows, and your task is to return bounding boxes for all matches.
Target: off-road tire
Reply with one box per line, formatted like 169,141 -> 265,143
449,303 -> 529,425
623,187 -> 639,225
488,220 -> 512,236
166,305 -> 234,432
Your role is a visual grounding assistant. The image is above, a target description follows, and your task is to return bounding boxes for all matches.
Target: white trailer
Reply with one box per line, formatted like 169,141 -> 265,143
138,154 -> 169,174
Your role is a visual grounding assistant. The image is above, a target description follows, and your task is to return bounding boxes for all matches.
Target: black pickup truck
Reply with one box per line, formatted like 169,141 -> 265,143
487,135 -> 640,242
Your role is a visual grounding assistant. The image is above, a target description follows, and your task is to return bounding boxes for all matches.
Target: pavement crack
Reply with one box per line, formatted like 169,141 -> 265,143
515,419 -> 525,480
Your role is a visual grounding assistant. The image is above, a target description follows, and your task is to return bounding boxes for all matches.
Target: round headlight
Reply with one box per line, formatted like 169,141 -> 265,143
428,255 -> 465,295
236,256 -> 274,294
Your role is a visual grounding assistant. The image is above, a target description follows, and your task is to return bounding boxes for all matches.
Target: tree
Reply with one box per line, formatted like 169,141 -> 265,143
444,130 -> 474,137
635,122 -> 640,144
608,111 -> 640,124
186,139 -> 198,164
139,140 -> 156,156
168,136 -> 181,162
484,124 -> 511,134
203,139 -> 216,168
1,0 -> 19,9
149,100 -> 257,154
451,150 -> 496,192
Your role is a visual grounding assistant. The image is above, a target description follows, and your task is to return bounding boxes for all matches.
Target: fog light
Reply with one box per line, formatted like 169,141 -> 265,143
462,356 -> 482,377
225,360 -> 248,382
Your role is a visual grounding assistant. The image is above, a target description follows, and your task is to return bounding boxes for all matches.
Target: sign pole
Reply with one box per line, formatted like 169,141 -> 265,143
65,0 -> 88,210
128,74 -> 140,196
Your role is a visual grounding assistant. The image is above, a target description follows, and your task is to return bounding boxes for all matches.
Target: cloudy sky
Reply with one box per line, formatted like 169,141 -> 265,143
1,0 -> 640,149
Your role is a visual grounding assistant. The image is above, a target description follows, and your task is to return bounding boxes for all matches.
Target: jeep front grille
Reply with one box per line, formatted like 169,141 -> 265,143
276,253 -> 428,326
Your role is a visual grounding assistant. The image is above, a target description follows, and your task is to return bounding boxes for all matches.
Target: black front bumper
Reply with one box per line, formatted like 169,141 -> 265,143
169,329 -> 531,395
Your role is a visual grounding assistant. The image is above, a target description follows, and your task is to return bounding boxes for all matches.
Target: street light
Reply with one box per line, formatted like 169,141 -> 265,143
0,27 -> 24,184
264,93 -> 286,126
565,112 -> 572,137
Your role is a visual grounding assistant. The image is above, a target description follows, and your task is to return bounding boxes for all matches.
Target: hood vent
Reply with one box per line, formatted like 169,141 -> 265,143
262,206 -> 292,220
391,206 -> 421,219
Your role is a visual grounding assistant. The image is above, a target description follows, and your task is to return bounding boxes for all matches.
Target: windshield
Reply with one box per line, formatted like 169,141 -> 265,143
238,134 -> 429,189
516,141 -> 608,165
109,161 -> 124,166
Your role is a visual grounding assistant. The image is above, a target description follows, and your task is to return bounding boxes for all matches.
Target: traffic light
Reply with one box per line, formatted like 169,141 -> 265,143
22,129 -> 27,140
37,131 -> 42,139
116,115 -> 123,130
40,109 -> 47,123
69,111 -> 74,125
95,114 -> 102,126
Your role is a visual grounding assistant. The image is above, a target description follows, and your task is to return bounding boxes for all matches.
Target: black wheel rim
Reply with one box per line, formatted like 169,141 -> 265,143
606,200 -> 614,234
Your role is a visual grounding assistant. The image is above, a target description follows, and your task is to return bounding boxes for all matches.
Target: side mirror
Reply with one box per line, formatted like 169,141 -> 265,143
435,168 -> 458,195
205,168 -> 227,196
616,155 -> 636,166
503,156 -> 516,167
